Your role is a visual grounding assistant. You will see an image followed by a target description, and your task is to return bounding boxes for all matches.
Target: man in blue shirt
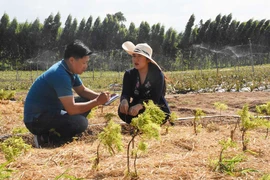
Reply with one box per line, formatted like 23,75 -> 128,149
24,40 -> 110,148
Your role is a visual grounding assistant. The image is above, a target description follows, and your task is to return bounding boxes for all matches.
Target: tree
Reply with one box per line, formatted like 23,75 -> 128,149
84,16 -> 93,48
101,14 -> 120,50
162,27 -> 178,57
6,18 -> 19,67
59,15 -> 74,56
150,23 -> 165,55
41,14 -> 54,49
76,18 -> 86,41
137,21 -> 150,43
179,14 -> 195,49
126,22 -> 138,43
0,13 -> 10,66
91,17 -> 102,50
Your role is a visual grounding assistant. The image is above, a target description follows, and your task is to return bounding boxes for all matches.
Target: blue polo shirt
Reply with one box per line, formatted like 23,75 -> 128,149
23,60 -> 82,123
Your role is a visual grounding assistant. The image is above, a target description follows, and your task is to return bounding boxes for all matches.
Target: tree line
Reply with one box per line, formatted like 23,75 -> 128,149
0,12 -> 270,71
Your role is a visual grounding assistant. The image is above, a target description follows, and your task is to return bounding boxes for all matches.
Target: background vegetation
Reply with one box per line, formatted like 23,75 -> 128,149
0,12 -> 270,72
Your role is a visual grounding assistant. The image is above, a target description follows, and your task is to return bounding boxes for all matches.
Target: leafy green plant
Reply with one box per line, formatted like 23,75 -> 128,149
0,137 -> 31,161
125,100 -> 165,178
211,138 -> 257,176
0,89 -> 16,100
0,162 -> 14,179
104,113 -> 116,124
87,106 -> 97,119
193,108 -> 205,135
214,102 -> 228,116
238,104 -> 270,151
12,127 -> 29,135
256,102 -> 270,138
164,112 -> 177,135
212,138 -> 238,174
93,120 -> 123,170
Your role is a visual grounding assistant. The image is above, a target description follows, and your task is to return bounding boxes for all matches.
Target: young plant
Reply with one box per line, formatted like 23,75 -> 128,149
93,120 -> 123,170
213,138 -> 237,174
214,102 -> 228,117
256,102 -> 270,138
193,108 -> 205,135
211,138 -> 257,176
125,100 -> 165,178
0,162 -> 13,179
238,104 -> 270,151
12,127 -> 29,135
0,137 -> 31,162
0,89 -> 15,100
104,113 -> 116,124
164,112 -> 177,135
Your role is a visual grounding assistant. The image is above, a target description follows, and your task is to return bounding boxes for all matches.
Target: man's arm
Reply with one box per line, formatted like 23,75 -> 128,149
73,84 -> 99,100
59,84 -> 110,115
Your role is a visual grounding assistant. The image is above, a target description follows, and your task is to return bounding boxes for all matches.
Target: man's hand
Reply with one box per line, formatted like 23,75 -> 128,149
96,92 -> 110,105
119,99 -> 129,114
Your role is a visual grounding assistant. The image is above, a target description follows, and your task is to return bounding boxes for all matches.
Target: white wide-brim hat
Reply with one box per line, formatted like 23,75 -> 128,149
122,41 -> 161,70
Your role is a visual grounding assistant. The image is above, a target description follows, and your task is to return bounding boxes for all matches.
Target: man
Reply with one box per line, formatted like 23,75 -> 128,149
24,40 -> 110,148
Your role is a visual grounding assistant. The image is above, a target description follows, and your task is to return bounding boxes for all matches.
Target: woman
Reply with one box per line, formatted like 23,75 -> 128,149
118,41 -> 171,124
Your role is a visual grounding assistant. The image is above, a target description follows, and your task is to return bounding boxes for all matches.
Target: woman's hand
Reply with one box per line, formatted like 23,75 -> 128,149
128,104 -> 143,116
119,99 -> 129,114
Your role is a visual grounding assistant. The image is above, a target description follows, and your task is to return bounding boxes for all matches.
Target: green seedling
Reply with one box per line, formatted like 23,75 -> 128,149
238,104 -> 270,151
193,108 -> 205,135
93,120 -> 123,170
125,100 -> 165,178
0,137 -> 31,162
256,102 -> 270,138
214,102 -> 228,117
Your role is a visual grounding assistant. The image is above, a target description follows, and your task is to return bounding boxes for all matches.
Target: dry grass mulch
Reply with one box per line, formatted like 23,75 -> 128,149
0,92 -> 270,179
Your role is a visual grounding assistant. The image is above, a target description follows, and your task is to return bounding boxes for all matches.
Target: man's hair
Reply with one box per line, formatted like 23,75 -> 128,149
64,39 -> 92,60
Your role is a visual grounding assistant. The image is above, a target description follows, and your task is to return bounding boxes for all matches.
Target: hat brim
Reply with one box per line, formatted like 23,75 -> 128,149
122,41 -> 161,70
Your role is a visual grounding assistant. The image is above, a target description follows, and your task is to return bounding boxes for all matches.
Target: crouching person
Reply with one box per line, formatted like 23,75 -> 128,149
23,40 -> 110,148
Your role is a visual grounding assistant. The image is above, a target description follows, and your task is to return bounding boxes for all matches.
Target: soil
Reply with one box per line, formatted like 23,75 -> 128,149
0,91 -> 270,179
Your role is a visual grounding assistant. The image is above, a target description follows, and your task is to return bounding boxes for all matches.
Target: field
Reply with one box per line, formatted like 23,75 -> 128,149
1,90 -> 270,179
1,66 -> 270,179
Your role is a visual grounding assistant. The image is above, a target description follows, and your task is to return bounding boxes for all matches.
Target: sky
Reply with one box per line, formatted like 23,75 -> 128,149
0,0 -> 269,33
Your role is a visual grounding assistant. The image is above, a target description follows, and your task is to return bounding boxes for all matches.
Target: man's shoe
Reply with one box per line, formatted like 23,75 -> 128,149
33,134 -> 49,148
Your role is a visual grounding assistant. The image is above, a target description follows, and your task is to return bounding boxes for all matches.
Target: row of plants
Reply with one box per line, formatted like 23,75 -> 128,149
1,64 -> 270,93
